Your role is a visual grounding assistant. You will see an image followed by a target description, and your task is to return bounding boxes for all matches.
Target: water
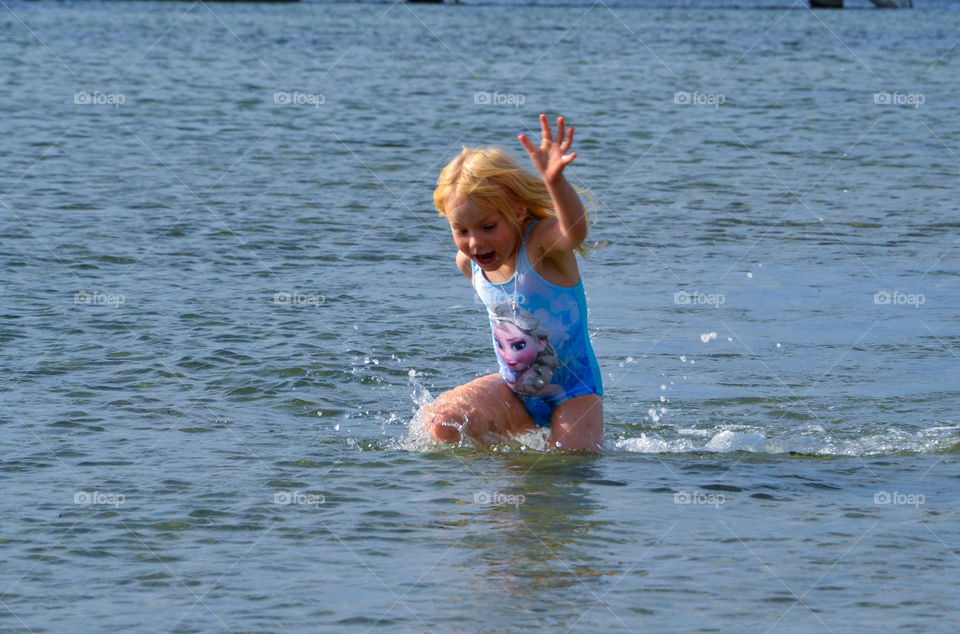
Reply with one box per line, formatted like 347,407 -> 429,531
2,0 -> 960,630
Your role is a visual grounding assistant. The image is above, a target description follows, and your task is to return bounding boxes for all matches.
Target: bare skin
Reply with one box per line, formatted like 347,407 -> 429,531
422,374 -> 603,450
424,114 -> 604,451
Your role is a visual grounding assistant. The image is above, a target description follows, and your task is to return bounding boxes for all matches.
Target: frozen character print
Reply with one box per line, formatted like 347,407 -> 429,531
490,303 -> 560,397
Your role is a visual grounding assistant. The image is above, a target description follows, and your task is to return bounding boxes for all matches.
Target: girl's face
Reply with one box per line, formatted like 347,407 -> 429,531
493,322 -> 542,373
445,195 -> 523,273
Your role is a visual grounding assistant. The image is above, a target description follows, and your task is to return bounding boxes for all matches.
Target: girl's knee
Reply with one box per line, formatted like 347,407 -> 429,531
421,375 -> 529,443
422,399 -> 468,444
549,396 -> 604,450
428,418 -> 462,443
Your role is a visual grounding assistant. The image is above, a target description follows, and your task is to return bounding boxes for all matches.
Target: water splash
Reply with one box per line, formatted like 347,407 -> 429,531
611,424 -> 960,456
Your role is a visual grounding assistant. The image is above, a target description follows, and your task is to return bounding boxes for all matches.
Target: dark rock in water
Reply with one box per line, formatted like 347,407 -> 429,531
810,0 -> 843,7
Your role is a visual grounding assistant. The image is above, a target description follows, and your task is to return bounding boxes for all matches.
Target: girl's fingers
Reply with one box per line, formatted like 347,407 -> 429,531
539,114 -> 552,143
518,134 -> 537,155
561,126 -> 574,152
556,117 -> 565,146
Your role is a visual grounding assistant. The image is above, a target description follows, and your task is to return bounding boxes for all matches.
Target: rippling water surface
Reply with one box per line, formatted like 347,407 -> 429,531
2,0 -> 959,631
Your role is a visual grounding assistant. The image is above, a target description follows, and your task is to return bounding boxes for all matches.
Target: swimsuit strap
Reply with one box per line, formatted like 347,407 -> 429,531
517,219 -> 538,274
523,219 -> 538,242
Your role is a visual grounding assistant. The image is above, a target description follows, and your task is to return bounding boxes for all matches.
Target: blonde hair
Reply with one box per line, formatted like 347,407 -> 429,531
433,146 -> 592,254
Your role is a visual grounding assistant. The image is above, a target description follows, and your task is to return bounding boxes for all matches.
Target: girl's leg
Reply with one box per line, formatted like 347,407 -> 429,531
423,374 -> 537,444
549,394 -> 603,450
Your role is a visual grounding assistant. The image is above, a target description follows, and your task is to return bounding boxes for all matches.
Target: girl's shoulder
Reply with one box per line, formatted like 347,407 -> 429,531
525,217 -> 581,287
526,215 -> 558,247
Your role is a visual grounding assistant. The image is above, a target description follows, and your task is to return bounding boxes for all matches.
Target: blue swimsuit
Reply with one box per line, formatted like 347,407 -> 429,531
471,221 -> 603,427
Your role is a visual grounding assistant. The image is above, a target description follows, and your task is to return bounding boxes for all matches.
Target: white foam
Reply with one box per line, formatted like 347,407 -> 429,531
608,425 -> 960,456
704,430 -> 766,452
613,433 -> 695,453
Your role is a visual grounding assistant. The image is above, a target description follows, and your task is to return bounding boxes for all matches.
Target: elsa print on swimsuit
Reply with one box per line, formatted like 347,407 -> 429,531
490,302 -> 559,396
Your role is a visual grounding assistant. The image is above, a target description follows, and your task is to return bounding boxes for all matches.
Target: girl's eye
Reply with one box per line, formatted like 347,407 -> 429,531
483,224 -> 496,231
513,342 -> 526,351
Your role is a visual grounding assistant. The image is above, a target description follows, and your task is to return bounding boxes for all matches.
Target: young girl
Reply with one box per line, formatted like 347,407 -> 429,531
423,114 -> 604,450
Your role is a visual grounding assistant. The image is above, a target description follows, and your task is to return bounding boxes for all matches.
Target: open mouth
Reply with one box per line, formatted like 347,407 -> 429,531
474,251 -> 496,266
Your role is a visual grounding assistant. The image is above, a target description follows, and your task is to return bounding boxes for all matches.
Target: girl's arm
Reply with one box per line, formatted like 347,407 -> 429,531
518,114 -> 588,255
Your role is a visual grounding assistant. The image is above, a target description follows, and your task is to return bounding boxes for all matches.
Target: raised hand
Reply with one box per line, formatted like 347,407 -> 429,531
518,114 -> 576,185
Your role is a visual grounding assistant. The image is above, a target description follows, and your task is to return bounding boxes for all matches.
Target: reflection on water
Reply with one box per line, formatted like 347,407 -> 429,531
464,455 -> 611,598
